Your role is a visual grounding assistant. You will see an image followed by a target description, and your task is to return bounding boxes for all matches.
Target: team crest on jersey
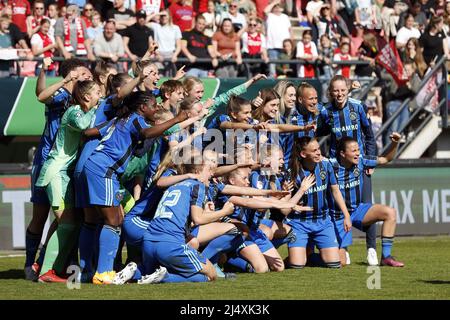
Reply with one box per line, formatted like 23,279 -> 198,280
75,112 -> 82,118
319,169 -> 327,181
353,168 -> 360,177
349,111 -> 358,121
115,191 -> 124,202
256,180 -> 264,189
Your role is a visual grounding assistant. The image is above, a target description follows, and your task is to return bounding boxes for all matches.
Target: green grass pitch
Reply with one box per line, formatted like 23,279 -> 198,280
0,236 -> 449,300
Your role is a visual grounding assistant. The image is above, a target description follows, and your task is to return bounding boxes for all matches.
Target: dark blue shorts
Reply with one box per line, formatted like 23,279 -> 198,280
83,167 -> 121,207
142,238 -> 207,277
287,216 -> 339,249
123,214 -> 151,247
244,228 -> 274,253
30,164 -> 50,205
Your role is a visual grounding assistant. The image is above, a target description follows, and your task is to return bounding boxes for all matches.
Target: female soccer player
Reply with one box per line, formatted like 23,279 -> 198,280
329,133 -> 404,267
140,152 -> 236,284
79,91 -> 188,284
218,165 -> 313,273
25,58 -> 92,281
317,75 -> 379,266
285,137 -> 352,269
36,80 -> 102,282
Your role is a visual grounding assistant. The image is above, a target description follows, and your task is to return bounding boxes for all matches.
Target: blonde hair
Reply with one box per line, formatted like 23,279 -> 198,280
274,81 -> 296,122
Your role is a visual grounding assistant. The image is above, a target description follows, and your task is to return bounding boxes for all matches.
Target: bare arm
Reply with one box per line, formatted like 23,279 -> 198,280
140,111 -> 188,139
222,185 -> 290,198
267,122 -> 316,133
331,184 -> 352,231
190,202 -> 235,225
37,71 -> 76,103
377,132 -> 401,165
156,173 -> 198,188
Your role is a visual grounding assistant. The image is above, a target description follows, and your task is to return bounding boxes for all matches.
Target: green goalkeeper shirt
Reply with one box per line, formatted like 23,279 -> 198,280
36,105 -> 97,187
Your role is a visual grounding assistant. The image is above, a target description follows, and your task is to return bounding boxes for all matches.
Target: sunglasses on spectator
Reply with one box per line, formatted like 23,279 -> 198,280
85,8 -> 93,11
249,23 -> 257,27
230,5 -> 238,8
35,7 -> 44,10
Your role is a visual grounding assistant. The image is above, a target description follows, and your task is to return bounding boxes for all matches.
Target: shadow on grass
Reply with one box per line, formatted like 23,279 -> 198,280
418,280 -> 450,285
0,269 -> 24,280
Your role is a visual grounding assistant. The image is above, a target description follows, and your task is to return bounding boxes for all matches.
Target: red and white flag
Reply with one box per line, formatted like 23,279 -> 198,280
376,40 -> 409,86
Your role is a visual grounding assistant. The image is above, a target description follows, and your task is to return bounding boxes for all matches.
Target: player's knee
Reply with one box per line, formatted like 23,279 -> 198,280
253,262 -> 270,273
270,261 -> 285,272
386,207 -> 397,222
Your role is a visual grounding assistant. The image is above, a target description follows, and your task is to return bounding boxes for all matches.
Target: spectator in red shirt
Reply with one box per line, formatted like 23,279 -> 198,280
8,0 -> 31,34
26,0 -> 46,39
169,0 -> 194,32
81,3 -> 94,28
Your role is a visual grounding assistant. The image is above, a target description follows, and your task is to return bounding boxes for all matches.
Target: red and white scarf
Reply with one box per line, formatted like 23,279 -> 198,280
31,15 -> 47,30
63,17 -> 86,55
37,31 -> 55,70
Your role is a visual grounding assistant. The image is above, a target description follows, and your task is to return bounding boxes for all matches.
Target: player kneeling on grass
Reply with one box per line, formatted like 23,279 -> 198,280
285,137 -> 352,269
138,153 -> 236,284
328,133 -> 404,267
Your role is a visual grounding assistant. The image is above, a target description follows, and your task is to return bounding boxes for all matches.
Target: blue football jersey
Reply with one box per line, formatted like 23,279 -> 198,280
287,160 -> 337,221
317,98 -> 376,158
327,156 -> 378,219
33,87 -> 72,166
145,179 -> 206,243
85,112 -> 151,178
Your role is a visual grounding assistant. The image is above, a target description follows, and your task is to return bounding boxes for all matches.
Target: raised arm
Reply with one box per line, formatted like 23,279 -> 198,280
377,132 -> 401,165
38,70 -> 78,103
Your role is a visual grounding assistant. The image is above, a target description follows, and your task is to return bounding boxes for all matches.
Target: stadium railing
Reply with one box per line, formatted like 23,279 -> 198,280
375,55 -> 449,157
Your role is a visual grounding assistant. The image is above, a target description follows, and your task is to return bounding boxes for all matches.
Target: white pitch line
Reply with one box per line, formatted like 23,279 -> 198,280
0,254 -> 26,258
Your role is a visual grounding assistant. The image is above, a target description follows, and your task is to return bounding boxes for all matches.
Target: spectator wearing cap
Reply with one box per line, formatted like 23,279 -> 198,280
216,0 -> 247,37
264,0 -> 292,78
169,0 -> 194,32
107,0 -> 136,36
89,19 -> 125,70
122,9 -> 154,61
151,10 -> 182,76
54,4 -> 89,59
26,0 -> 47,39
181,14 -> 217,78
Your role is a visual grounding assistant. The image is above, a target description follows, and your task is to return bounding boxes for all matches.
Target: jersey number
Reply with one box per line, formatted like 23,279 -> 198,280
154,190 -> 181,219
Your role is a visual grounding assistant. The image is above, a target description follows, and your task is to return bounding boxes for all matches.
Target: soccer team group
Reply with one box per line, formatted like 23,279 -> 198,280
24,53 -> 405,286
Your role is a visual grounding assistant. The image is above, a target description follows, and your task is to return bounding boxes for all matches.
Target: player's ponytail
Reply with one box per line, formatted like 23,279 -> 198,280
73,80 -> 98,106
289,136 -> 315,188
227,95 -> 251,116
117,91 -> 156,120
106,73 -> 131,97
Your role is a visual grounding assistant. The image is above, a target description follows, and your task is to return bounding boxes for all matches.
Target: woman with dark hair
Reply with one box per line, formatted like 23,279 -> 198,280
395,13 -> 421,49
79,91 -> 187,284
419,16 -> 449,65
